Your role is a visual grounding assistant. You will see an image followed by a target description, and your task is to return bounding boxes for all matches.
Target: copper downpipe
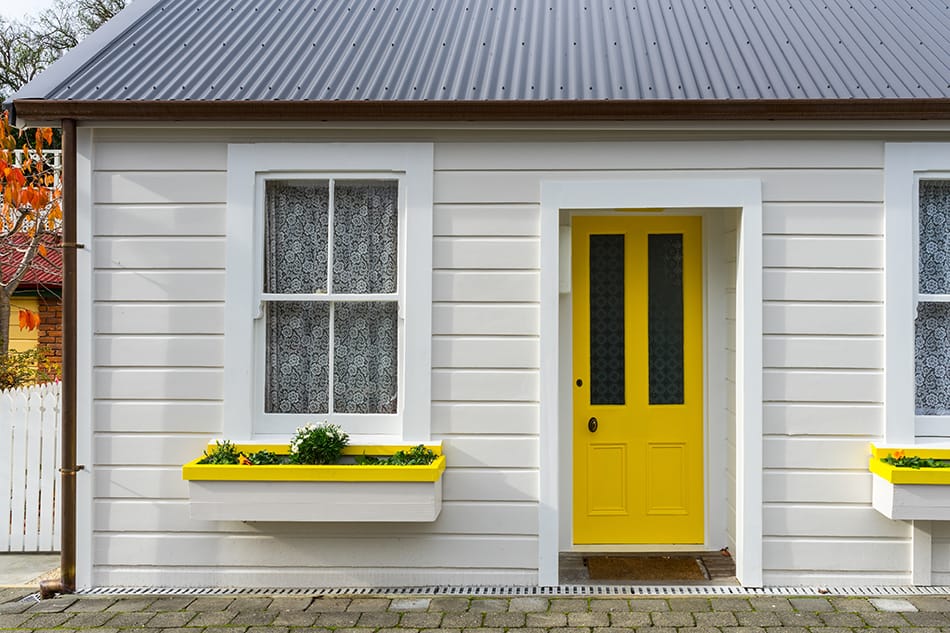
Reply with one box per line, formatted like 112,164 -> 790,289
40,118 -> 78,599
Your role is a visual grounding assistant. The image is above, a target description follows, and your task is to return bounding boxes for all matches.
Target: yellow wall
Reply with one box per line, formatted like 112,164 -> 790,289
7,296 -> 39,352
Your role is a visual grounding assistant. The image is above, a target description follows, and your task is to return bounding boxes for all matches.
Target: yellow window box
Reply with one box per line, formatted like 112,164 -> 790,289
869,444 -> 950,520
182,444 -> 446,522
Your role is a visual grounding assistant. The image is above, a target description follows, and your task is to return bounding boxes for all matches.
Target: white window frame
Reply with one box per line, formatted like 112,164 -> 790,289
224,143 -> 434,442
884,143 -> 950,443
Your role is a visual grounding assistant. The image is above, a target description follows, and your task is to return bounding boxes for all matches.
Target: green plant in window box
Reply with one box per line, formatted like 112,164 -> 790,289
198,440 -> 242,465
195,422 -> 438,468
356,444 -> 437,466
881,450 -> 950,470
290,422 -> 349,465
246,449 -> 282,465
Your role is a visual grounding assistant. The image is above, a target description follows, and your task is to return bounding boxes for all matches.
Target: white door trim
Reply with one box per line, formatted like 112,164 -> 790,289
539,178 -> 763,587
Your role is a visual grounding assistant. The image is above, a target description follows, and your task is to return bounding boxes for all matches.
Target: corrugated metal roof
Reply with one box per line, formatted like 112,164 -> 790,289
23,0 -> 950,103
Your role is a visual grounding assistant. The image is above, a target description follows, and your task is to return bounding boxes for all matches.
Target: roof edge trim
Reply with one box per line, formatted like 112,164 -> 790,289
11,98 -> 950,123
10,0 -> 165,107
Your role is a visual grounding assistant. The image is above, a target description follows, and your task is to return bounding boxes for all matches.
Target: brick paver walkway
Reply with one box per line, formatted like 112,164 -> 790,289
2,594 -> 950,633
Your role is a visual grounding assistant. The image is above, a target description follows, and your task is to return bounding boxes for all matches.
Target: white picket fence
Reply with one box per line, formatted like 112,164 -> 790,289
0,382 -> 61,552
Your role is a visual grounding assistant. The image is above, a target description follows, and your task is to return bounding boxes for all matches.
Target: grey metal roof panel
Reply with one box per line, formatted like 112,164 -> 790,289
22,0 -> 950,103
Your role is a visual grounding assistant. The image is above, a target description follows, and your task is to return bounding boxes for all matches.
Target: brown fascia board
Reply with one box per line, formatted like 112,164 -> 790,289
11,98 -> 950,122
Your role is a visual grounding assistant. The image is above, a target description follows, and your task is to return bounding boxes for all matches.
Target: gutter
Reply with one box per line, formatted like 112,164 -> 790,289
39,118 -> 80,599
10,97 -> 950,126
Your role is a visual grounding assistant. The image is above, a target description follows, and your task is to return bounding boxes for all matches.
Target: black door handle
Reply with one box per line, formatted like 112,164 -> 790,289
588,417 -> 598,433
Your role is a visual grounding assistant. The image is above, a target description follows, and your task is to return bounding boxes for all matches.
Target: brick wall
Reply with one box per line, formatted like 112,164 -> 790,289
37,294 -> 62,365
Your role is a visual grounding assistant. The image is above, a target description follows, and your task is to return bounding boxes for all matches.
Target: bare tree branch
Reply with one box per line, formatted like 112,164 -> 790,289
0,0 -> 127,101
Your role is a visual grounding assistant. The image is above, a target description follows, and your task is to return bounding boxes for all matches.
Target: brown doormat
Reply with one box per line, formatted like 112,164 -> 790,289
585,555 -> 708,581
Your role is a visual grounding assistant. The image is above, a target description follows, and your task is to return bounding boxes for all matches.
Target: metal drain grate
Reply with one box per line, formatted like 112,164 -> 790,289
76,584 -> 950,597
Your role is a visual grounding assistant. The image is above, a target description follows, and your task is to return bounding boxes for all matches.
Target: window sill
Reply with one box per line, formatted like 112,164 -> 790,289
870,443 -> 950,520
182,444 -> 445,522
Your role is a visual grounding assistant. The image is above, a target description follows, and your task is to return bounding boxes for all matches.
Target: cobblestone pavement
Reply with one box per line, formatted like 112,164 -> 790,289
2,593 -> 950,633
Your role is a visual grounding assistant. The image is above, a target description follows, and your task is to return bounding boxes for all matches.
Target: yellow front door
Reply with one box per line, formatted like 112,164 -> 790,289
572,215 -> 703,545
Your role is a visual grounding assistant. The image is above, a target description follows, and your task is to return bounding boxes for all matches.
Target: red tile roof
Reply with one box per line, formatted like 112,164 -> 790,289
0,233 -> 62,290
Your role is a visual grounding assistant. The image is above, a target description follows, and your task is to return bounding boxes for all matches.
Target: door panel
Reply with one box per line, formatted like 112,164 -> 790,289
587,444 -> 627,514
572,215 -> 703,545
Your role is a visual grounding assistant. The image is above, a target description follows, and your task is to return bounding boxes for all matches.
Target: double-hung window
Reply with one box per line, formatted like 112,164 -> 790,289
885,144 -> 950,442
225,144 -> 433,441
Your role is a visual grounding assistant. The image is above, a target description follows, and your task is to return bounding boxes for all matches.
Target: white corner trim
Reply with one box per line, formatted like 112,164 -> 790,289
11,0 -> 164,102
224,143 -> 434,442
75,127 -> 95,589
538,178 -> 763,587
884,143 -> 950,445
400,147 -> 434,442
735,184 -> 764,588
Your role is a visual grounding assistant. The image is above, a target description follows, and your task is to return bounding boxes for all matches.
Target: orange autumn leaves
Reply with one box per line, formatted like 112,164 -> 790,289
0,115 -> 60,225
1,112 -> 60,334
18,308 -> 40,332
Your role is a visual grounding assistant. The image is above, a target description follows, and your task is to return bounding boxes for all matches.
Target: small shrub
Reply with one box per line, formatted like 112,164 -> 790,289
198,440 -> 241,465
0,347 -> 61,389
290,422 -> 349,465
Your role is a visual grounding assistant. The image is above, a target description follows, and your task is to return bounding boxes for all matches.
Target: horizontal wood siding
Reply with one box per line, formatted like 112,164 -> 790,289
432,140 -> 889,583
90,138 -> 542,588
90,135 -> 894,588
757,170 -> 890,584
931,523 -> 950,585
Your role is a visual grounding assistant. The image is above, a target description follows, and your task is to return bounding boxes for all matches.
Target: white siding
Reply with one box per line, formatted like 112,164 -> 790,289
931,523 -> 950,585
89,135 -> 897,588
430,139 -> 890,584
757,167 -> 890,585
90,138 -> 540,588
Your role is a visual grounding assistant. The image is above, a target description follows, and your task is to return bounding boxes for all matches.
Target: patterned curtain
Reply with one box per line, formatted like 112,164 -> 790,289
332,181 -> 399,412
334,302 -> 398,413
264,181 -> 328,293
333,181 -> 398,293
266,302 -> 330,413
264,179 -> 398,415
264,181 -> 331,413
916,181 -> 950,415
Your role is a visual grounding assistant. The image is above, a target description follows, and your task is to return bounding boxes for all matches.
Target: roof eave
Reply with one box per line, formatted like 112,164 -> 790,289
12,98 -> 950,126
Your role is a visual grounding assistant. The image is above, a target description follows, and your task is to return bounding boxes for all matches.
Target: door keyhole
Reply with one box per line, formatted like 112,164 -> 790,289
588,417 -> 598,433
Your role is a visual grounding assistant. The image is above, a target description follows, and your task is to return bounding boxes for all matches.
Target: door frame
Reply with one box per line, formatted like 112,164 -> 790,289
538,178 -> 763,587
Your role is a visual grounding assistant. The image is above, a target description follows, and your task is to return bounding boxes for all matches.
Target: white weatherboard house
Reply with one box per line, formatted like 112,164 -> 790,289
10,0 -> 950,590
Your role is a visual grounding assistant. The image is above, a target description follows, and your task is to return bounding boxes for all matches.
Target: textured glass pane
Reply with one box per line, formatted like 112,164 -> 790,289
265,302 -> 329,413
264,180 -> 329,294
589,234 -> 625,405
649,234 -> 685,405
334,302 -> 398,413
333,181 -> 398,294
916,302 -> 950,416
920,181 -> 950,295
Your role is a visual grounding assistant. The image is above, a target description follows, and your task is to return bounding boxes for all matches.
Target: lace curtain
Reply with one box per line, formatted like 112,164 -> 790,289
264,180 -> 398,415
916,181 -> 950,416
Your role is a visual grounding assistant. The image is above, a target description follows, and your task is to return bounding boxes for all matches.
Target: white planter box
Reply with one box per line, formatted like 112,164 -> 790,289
872,476 -> 950,521
187,479 -> 442,522
182,444 -> 445,522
